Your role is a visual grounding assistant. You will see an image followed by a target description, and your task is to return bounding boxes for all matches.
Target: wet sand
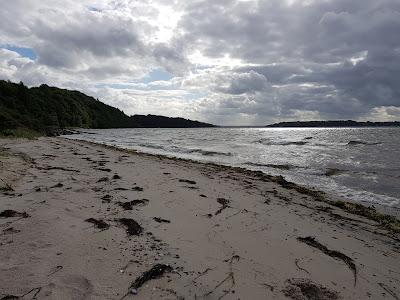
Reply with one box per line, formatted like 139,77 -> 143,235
0,137 -> 399,299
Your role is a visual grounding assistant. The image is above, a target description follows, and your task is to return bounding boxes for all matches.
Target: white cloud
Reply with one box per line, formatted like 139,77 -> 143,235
1,0 -> 400,125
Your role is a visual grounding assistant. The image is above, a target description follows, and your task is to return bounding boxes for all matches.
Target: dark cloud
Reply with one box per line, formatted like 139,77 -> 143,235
215,71 -> 270,95
1,0 -> 400,124
177,0 -> 400,123
33,13 -> 146,68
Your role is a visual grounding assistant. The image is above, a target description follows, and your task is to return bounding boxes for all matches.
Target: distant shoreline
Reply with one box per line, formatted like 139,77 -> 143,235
265,120 -> 400,128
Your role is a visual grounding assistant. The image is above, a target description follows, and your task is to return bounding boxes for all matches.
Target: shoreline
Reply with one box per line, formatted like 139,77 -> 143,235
67,136 -> 400,221
63,128 -> 400,216
0,137 -> 399,299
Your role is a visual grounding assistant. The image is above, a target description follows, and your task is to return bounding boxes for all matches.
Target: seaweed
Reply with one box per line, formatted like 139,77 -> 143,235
271,175 -> 400,234
0,287 -> 42,300
117,218 -> 143,236
85,218 -> 110,230
295,259 -> 310,275
215,198 -> 231,215
272,176 -> 325,201
48,265 -> 63,276
114,187 -> 128,191
203,255 -> 240,299
297,236 -> 357,285
2,227 -> 21,234
130,264 -> 172,289
97,168 -> 112,172
117,199 -> 149,210
153,217 -> 170,223
283,278 -> 340,300
378,282 -> 399,300
78,139 -> 400,235
179,179 -> 196,185
36,166 -> 80,172
0,179 -> 14,192
51,183 -> 63,188
97,177 -> 109,182
329,201 -> 400,233
0,210 -> 30,218
101,194 -> 112,203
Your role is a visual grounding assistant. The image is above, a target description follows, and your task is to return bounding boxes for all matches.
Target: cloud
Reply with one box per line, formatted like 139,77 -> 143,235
1,0 -> 400,125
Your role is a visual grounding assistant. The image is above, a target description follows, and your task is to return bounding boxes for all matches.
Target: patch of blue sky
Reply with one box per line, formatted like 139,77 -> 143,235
2,45 -> 37,60
87,6 -> 102,12
95,68 -> 175,90
94,83 -> 145,89
185,90 -> 208,100
141,68 -> 173,84
96,82 -> 177,91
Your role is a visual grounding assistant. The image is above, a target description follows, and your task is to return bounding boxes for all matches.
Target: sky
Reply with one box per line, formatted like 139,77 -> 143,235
1,0 -> 400,125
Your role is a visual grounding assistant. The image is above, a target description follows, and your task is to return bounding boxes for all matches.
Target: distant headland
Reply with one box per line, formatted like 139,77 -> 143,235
266,120 -> 400,128
0,80 -> 215,136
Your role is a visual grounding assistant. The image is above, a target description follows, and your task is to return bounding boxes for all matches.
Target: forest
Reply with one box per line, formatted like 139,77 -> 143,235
0,80 -> 214,135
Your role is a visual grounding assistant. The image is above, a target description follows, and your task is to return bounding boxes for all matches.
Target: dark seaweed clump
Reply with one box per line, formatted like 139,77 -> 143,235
270,175 -> 400,234
101,194 -> 112,203
329,200 -> 400,233
215,198 -> 230,215
0,210 -> 30,218
132,186 -> 144,191
179,179 -> 196,185
153,217 -> 170,223
97,177 -> 109,182
130,264 -> 173,290
117,218 -> 143,236
117,199 -> 149,210
85,218 -> 110,230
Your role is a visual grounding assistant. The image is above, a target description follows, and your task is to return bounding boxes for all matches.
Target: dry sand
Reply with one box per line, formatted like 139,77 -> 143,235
0,137 -> 399,299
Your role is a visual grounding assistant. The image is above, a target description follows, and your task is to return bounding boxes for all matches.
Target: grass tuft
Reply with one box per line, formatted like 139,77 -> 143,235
0,178 -> 14,192
0,128 -> 42,140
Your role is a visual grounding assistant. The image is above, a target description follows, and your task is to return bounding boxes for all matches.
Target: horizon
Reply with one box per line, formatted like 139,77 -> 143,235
5,79 -> 400,127
1,1 -> 400,125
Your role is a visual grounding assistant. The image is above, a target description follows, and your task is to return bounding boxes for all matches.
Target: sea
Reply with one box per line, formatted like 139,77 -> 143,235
65,127 -> 400,211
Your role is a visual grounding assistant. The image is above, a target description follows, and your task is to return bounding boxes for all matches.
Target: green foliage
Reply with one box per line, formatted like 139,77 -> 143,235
0,127 -> 42,139
0,80 -> 214,132
0,80 -> 134,133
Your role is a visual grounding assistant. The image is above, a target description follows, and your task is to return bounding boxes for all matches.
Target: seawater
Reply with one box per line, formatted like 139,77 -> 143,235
65,127 -> 400,209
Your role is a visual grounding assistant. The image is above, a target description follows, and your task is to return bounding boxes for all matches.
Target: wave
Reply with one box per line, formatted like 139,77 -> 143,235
186,148 -> 233,157
347,140 -> 382,146
255,139 -> 308,146
245,162 -> 295,170
136,143 -> 233,157
325,168 -> 346,176
137,143 -> 165,150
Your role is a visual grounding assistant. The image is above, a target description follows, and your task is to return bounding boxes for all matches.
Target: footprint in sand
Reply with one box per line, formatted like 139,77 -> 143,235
39,275 -> 93,299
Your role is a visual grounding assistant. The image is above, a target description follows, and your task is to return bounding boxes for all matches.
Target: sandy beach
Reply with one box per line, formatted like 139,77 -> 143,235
0,137 -> 399,299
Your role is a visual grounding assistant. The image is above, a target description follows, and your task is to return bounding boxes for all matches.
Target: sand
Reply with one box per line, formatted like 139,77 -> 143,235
0,137 -> 399,299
